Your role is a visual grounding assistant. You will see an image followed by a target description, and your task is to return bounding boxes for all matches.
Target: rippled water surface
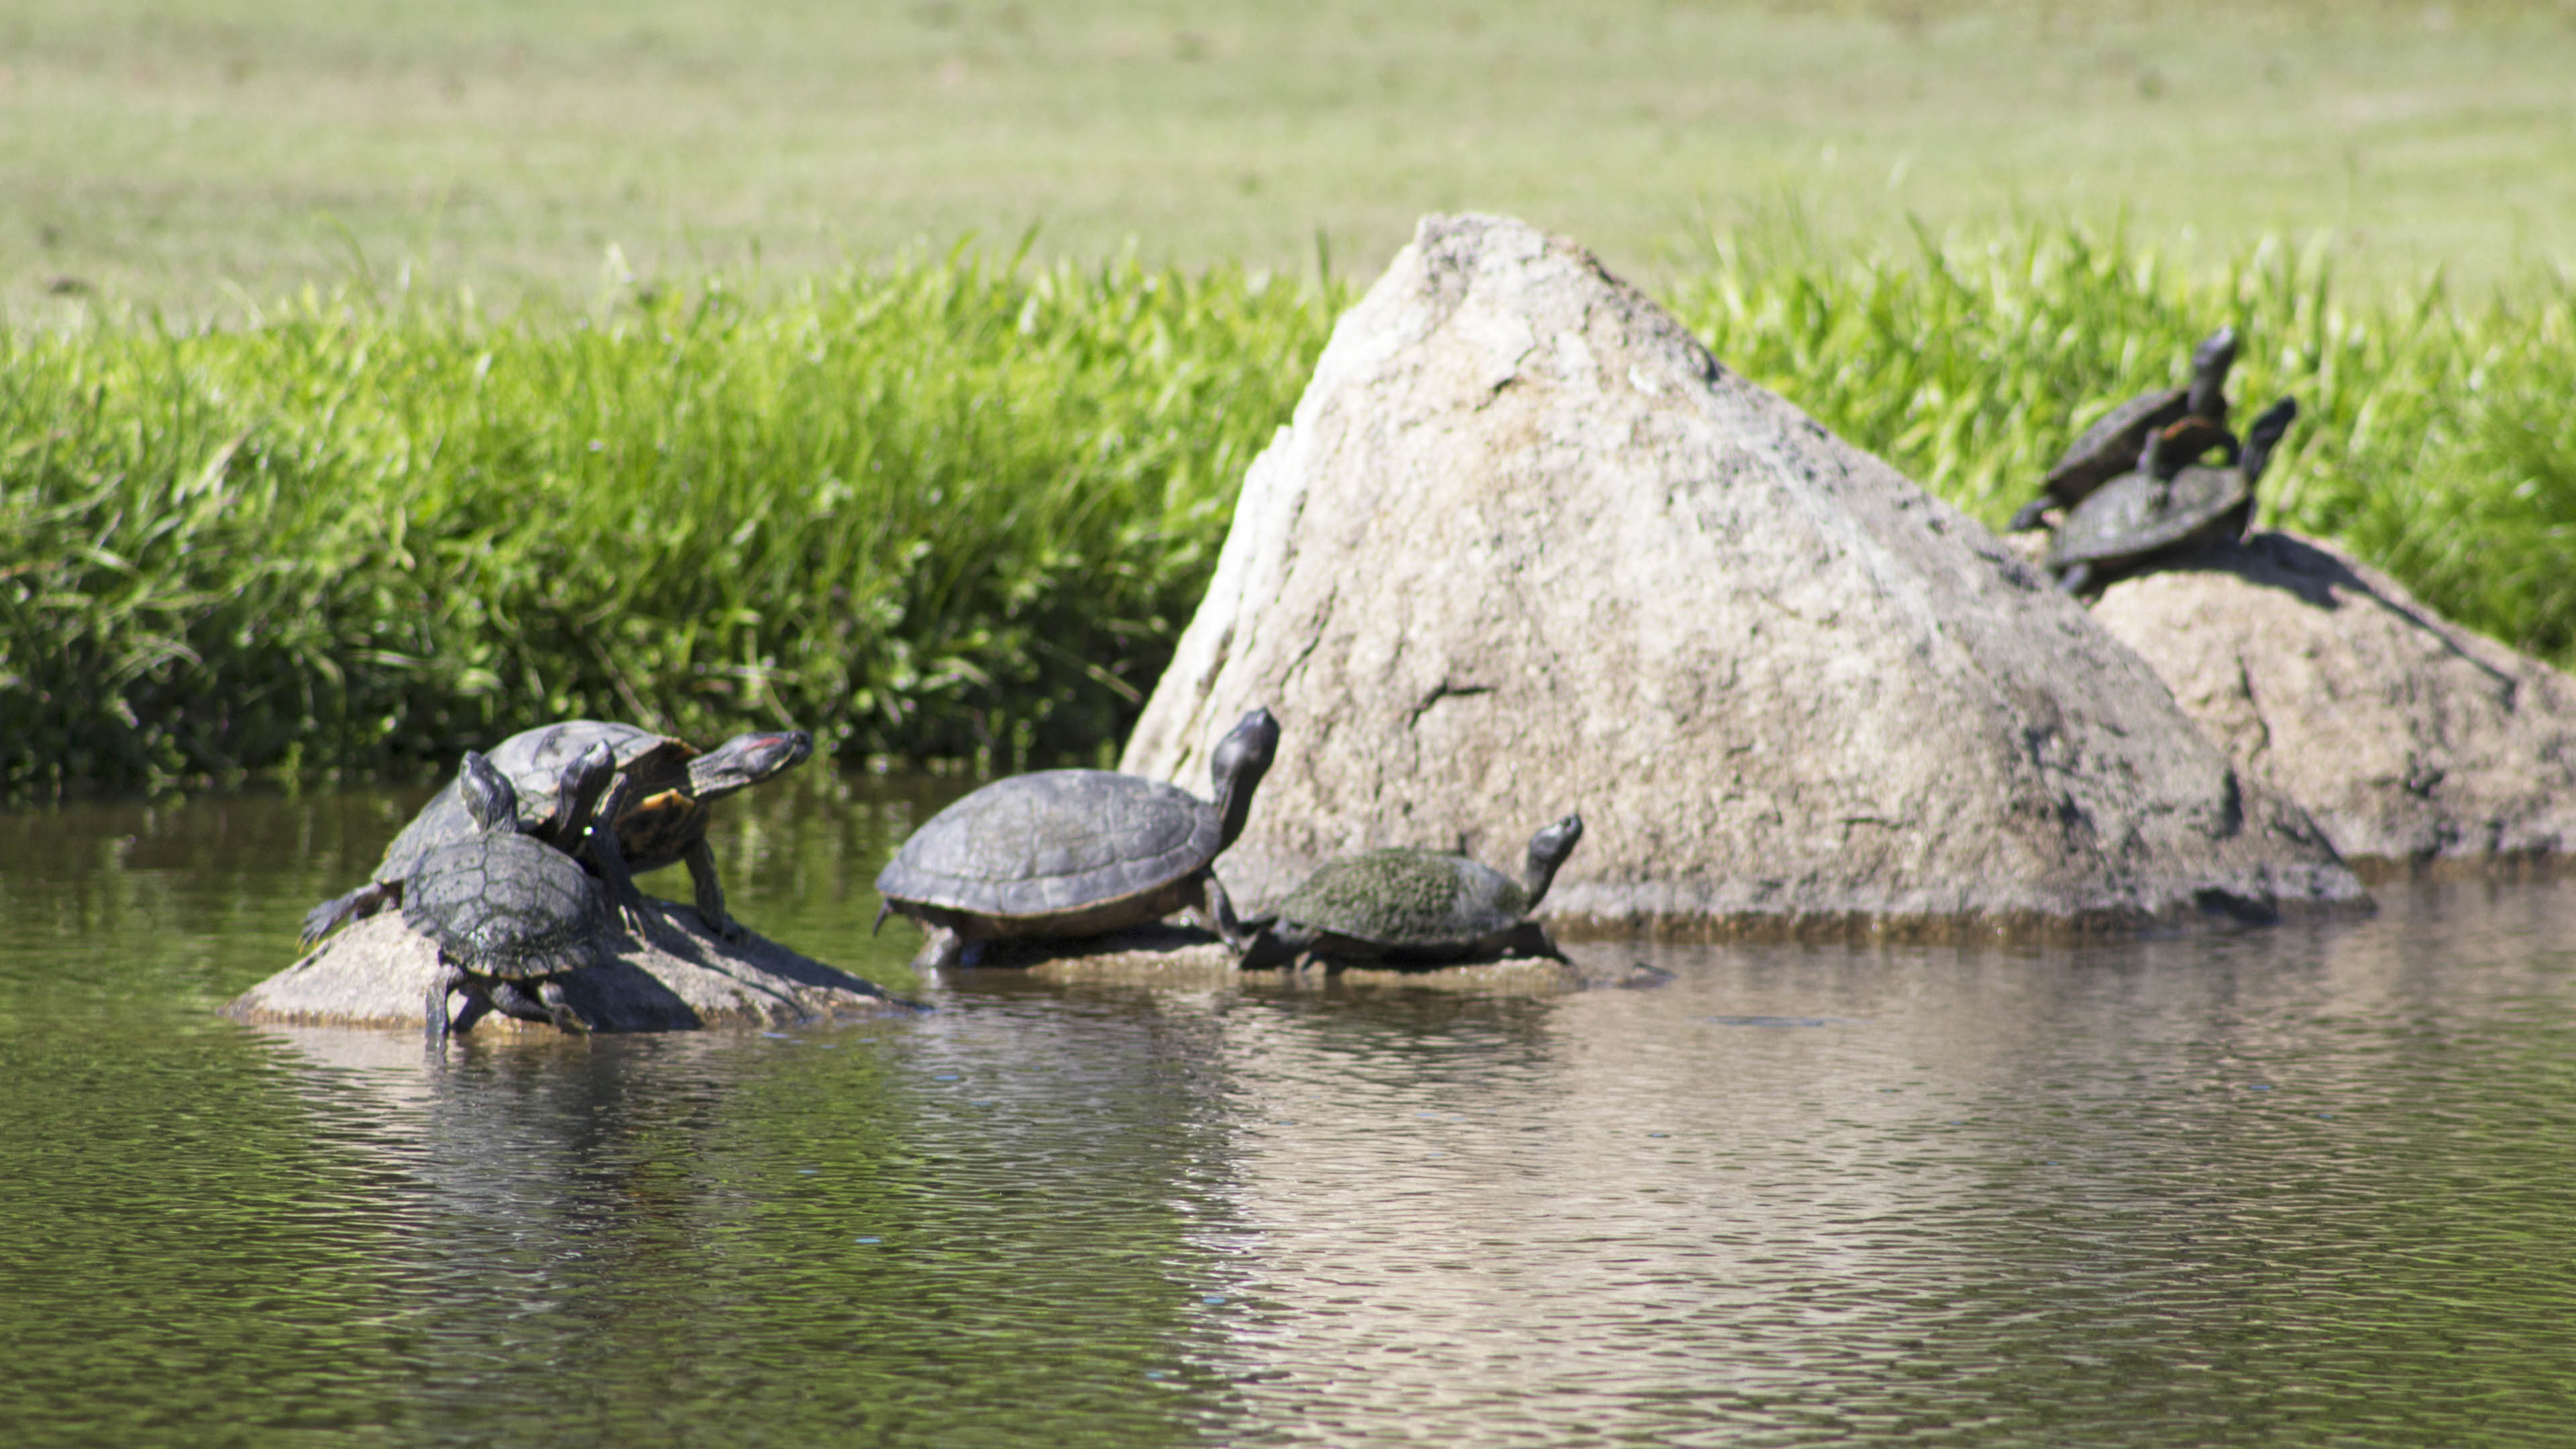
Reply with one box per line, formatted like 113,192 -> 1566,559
4,777 -> 2573,1446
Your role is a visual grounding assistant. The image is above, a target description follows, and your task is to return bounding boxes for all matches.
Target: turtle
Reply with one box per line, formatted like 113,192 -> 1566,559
301,721 -> 812,949
407,749 -> 619,1041
2047,395 -> 2300,594
1242,812 -> 1585,968
872,706 -> 1281,970
2008,325 -> 2240,532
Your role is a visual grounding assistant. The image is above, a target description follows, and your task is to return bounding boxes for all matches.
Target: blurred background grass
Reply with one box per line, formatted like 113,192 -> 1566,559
4,0 -> 2572,319
2,0 -> 2572,794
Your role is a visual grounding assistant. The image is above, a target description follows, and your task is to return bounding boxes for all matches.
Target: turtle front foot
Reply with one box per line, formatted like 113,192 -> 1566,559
539,980 -> 593,1036
698,907 -> 747,943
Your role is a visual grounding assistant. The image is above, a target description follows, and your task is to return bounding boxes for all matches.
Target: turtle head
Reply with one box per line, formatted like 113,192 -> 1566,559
458,751 -> 519,835
547,740 -> 619,847
2186,325 -> 2240,420
686,729 -> 814,800
2240,396 -> 2299,484
1519,812 -> 1585,910
1208,706 -> 1281,849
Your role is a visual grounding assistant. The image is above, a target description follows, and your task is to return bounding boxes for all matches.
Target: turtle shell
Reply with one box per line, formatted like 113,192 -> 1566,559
373,722 -> 700,885
2046,462 -> 2251,572
402,829 -> 610,981
1275,849 -> 1532,950
875,770 -> 1221,925
2041,385 -> 2191,502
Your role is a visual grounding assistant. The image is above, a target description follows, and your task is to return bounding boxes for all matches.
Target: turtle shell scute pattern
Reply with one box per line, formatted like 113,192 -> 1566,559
489,721 -> 704,873
877,771 -> 1220,921
1277,849 -> 1530,948
403,830 -> 610,980
2047,464 -> 2249,571
2043,387 -> 2188,494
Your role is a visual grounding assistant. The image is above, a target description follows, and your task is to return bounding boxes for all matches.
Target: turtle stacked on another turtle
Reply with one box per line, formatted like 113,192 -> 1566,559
873,707 -> 1281,970
302,721 -> 812,949
2010,326 -> 2240,533
407,749 -> 621,1041
2046,396 -> 2300,594
1244,812 -> 1585,969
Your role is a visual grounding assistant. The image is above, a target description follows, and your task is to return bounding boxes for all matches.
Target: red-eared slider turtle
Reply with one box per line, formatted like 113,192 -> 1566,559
302,721 -> 812,948
2047,396 -> 2298,594
1244,813 -> 1585,967
873,707 -> 1280,970
408,750 -> 618,1041
2009,326 -> 2240,532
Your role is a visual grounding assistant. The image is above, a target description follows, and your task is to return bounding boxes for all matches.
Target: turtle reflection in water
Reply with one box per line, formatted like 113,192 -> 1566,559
2048,396 -> 2300,595
407,749 -> 621,1041
1246,813 -> 1585,968
873,707 -> 1281,970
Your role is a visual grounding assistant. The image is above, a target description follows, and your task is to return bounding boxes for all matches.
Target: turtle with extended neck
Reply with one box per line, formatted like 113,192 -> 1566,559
1244,812 -> 1585,967
2047,396 -> 2300,594
2010,325 -> 2241,533
873,708 -> 1282,970
407,749 -> 621,1040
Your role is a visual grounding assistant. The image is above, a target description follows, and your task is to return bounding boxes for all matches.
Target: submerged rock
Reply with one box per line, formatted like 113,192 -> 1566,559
2090,531 -> 2576,873
1122,213 -> 2366,941
225,900 -> 914,1032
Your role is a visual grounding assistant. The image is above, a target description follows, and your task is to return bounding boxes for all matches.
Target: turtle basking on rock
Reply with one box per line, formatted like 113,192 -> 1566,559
1243,812 -> 1585,968
873,707 -> 1280,970
408,749 -> 620,1041
303,721 -> 811,949
2010,326 -> 2240,533
2047,396 -> 2299,594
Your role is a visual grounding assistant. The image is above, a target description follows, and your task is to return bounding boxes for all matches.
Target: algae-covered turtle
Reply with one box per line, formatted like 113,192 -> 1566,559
303,721 -> 812,948
2048,396 -> 2298,594
408,749 -> 619,1041
2009,326 -> 2240,532
873,707 -> 1280,970
1244,812 -> 1585,967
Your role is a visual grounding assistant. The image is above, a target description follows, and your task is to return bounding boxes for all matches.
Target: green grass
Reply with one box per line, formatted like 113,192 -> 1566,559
5,0 -> 2574,323
3,221 -> 2571,798
0,254 -> 1333,794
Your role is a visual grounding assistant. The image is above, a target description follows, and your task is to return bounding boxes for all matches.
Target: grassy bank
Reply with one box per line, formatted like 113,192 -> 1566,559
3,224 -> 2571,796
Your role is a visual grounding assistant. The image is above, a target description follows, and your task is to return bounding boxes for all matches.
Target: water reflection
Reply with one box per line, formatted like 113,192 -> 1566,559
2,780 -> 2573,1445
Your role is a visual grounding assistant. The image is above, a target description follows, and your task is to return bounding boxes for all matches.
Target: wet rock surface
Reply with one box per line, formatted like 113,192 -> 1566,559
225,900 -> 914,1032
1122,212 -> 2366,941
2090,530 -> 2576,873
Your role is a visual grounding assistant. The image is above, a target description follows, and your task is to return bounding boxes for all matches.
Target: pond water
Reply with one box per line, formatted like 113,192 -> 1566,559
3,774 -> 2572,1446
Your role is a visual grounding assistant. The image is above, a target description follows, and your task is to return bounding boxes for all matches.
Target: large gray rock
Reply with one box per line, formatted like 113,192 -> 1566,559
1123,213 -> 2367,940
225,900 -> 914,1032
2090,531 -> 2576,871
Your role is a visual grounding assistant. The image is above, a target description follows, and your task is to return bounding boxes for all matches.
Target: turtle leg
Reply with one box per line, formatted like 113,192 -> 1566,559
2006,497 -> 2053,533
910,925 -> 966,973
1194,873 -> 1260,955
537,979 -> 593,1036
2055,562 -> 2094,595
682,838 -> 743,943
447,986 -> 494,1037
1238,922 -> 1316,972
486,980 -> 553,1025
425,957 -> 467,1042
304,882 -> 392,949
584,779 -> 673,949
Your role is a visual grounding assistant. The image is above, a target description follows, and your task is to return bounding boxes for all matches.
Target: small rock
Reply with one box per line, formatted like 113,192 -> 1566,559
2090,531 -> 2576,871
224,900 -> 914,1032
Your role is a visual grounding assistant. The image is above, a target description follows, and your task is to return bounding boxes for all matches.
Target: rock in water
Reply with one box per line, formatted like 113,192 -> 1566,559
2090,531 -> 2576,871
226,900 -> 914,1032
1121,213 -> 2367,939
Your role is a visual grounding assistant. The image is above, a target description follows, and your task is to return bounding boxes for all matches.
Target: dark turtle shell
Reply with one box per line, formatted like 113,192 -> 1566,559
402,829 -> 610,981
876,770 -> 1222,927
2015,327 -> 2239,529
2048,396 -> 2298,576
1273,849 -> 1533,950
372,720 -> 804,886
